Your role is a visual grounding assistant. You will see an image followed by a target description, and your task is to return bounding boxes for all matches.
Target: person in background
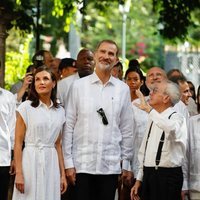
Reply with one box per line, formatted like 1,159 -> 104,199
187,81 -> 196,101
187,81 -> 198,116
59,58 -> 77,79
128,59 -> 140,69
57,48 -> 95,109
131,81 -> 187,200
182,111 -> 200,200
145,67 -> 167,90
12,66 -> 67,200
167,68 -> 185,80
117,66 -> 147,200
32,50 -> 54,69
52,58 -> 61,81
197,85 -> 200,114
63,40 -> 134,200
128,59 -> 149,96
167,69 -> 197,116
111,61 -> 123,80
170,76 -> 192,121
0,87 -> 16,200
10,65 -> 35,96
13,65 -> 36,106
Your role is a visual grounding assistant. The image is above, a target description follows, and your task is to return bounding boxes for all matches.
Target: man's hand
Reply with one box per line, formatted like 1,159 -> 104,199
134,89 -> 152,113
121,169 -> 134,187
65,168 -> 76,185
181,190 -> 189,200
130,180 -> 141,200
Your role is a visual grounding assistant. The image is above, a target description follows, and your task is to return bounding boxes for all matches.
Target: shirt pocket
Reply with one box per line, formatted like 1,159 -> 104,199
79,97 -> 94,115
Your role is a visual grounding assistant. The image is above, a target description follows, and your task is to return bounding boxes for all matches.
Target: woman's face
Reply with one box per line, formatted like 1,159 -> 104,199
125,71 -> 143,92
34,70 -> 55,96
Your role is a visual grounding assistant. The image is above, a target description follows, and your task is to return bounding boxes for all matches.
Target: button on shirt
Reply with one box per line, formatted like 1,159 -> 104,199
137,107 -> 187,181
63,72 -> 134,174
0,88 -> 16,166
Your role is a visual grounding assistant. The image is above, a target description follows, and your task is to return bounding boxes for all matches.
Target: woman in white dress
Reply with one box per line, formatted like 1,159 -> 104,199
12,66 -> 67,200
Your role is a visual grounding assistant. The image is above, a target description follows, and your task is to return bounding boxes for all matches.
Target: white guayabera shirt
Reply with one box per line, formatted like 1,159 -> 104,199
183,114 -> 200,192
63,72 -> 135,174
0,88 -> 16,166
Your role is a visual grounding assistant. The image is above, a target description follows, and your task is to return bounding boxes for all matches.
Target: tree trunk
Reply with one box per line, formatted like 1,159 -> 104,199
0,7 -> 12,88
0,22 -> 8,88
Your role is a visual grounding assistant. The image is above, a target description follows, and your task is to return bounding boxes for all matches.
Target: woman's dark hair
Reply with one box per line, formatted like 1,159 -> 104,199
124,66 -> 149,96
124,66 -> 144,81
128,59 -> 140,69
28,65 -> 59,108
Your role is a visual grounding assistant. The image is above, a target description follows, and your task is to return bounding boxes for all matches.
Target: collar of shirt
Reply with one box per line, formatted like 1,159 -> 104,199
38,100 -> 54,109
90,72 -> 116,86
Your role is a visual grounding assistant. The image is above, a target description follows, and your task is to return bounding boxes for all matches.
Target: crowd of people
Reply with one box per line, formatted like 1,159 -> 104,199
0,39 -> 200,200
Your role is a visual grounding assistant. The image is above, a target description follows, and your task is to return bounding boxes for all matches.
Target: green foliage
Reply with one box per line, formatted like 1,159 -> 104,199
0,0 -> 35,33
5,31 -> 32,90
153,0 -> 200,42
79,0 -> 164,69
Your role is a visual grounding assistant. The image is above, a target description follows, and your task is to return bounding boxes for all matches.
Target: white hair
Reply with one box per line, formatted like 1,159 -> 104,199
164,81 -> 181,106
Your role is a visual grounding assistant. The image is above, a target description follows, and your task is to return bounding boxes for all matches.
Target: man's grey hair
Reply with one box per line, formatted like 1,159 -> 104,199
164,81 -> 181,106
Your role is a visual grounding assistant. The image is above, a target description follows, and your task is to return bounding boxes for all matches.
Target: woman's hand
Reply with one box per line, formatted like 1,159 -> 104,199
60,175 -> 68,194
15,172 -> 25,193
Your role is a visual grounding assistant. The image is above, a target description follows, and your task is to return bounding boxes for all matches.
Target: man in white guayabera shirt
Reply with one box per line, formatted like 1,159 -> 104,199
130,81 -> 187,200
62,40 -> 134,200
57,48 -> 95,110
0,87 -> 16,200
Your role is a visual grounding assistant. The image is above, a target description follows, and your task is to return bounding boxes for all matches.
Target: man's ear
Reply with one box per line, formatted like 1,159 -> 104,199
163,95 -> 170,104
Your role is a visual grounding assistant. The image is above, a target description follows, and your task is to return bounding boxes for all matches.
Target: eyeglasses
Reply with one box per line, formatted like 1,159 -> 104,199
97,108 -> 108,125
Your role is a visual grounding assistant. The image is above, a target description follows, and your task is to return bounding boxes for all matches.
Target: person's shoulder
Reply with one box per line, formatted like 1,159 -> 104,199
18,100 -> 31,107
58,73 -> 79,85
113,78 -> 129,90
189,114 -> 200,123
0,88 -> 15,100
74,74 -> 92,85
